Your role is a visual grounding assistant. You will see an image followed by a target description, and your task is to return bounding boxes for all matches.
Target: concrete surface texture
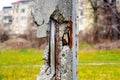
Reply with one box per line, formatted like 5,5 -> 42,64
31,0 -> 73,80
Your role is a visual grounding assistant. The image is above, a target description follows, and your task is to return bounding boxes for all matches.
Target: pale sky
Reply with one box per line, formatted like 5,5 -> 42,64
0,0 -> 17,10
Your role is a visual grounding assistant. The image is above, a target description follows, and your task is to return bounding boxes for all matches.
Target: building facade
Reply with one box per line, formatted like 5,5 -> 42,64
0,10 -> 3,28
116,0 -> 120,12
78,0 -> 94,32
11,0 -> 32,34
2,6 -> 13,31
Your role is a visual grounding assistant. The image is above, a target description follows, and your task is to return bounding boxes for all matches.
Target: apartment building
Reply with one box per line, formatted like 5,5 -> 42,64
11,0 -> 32,34
0,10 -> 3,28
116,0 -> 120,12
78,1 -> 84,31
2,6 -> 13,30
78,0 -> 93,32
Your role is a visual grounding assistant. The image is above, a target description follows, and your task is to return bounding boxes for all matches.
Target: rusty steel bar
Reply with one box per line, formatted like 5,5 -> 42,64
72,0 -> 79,80
50,20 -> 55,75
55,22 -> 60,80
69,17 -> 73,49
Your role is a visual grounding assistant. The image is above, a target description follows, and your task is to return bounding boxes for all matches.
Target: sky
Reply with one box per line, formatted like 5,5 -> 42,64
0,0 -> 17,10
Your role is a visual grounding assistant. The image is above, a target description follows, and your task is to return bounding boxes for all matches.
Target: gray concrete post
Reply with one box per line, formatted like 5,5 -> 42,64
72,0 -> 79,80
31,0 -> 78,80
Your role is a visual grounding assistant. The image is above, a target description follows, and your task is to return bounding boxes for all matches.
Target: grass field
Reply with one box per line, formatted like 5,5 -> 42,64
0,49 -> 120,80
79,49 -> 120,80
0,49 -> 44,80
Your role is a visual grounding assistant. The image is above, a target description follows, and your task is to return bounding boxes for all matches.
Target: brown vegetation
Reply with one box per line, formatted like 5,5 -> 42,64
0,28 -> 9,43
95,40 -> 120,50
81,0 -> 120,44
0,28 -> 48,50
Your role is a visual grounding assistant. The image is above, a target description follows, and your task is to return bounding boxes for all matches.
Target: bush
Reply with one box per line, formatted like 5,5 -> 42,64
0,28 -> 9,43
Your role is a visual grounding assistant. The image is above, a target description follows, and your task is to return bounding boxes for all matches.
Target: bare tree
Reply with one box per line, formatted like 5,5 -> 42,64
83,0 -> 120,43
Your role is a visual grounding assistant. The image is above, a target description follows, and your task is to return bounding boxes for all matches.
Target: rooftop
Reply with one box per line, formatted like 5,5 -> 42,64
12,0 -> 30,4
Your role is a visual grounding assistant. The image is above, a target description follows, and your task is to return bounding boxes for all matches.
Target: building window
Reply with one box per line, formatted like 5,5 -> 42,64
21,9 -> 26,13
80,2 -> 84,16
9,19 -> 12,22
4,16 -> 7,20
14,4 -> 19,9
21,16 -> 26,20
4,9 -> 8,14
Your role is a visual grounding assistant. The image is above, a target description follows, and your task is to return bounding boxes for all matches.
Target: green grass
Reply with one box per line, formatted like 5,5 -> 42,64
0,49 -> 120,80
0,49 -> 44,80
79,65 -> 120,80
79,49 -> 120,63
79,49 -> 120,80
0,66 -> 40,80
79,43 -> 91,49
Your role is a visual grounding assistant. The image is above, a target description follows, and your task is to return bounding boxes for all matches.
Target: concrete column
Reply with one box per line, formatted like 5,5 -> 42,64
31,0 -> 78,80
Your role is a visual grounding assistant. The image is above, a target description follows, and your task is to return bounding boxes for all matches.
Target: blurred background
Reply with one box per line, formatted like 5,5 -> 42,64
0,0 -> 48,50
0,0 -> 120,80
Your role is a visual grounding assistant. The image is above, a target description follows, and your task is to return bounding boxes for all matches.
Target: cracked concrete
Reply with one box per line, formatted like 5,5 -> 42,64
31,0 -> 72,38
31,0 -> 73,80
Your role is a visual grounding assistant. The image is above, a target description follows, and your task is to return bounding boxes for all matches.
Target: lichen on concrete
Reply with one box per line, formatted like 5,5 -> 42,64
60,46 -> 73,80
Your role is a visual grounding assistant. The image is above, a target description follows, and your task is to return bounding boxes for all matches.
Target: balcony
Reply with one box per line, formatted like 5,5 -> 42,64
3,19 -> 12,23
4,13 -> 13,16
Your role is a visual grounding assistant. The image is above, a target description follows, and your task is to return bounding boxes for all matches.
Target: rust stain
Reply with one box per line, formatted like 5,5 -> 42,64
69,17 -> 73,49
55,22 -> 60,80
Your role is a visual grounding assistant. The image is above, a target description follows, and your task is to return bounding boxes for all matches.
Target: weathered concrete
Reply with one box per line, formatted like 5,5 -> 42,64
60,46 -> 73,80
31,0 -> 72,38
31,0 -> 78,80
31,0 -> 72,24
